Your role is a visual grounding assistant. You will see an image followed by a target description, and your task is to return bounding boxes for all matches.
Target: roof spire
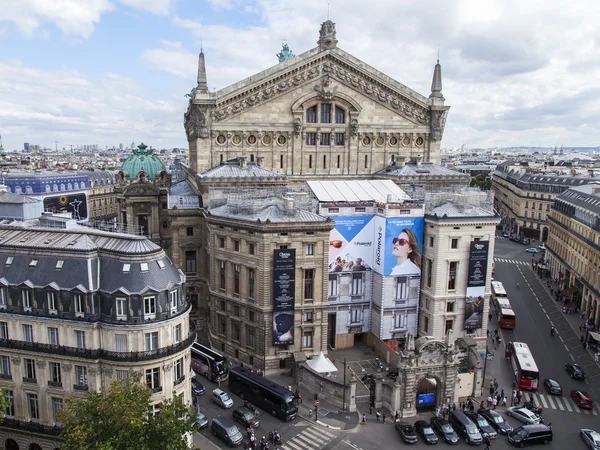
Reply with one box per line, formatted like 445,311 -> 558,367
429,57 -> 443,99
197,50 -> 208,93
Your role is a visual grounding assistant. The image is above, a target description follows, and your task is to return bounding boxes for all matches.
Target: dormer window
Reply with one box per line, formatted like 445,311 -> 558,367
22,289 -> 31,312
74,294 -> 85,317
56,260 -> 64,270
169,290 -> 178,311
140,263 -> 149,272
0,287 -> 6,309
122,263 -> 131,273
157,260 -> 166,269
47,291 -> 57,314
5,257 -> 13,266
29,259 -> 38,268
144,296 -> 156,320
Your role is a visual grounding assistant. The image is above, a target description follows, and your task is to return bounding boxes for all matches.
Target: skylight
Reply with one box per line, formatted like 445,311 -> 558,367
5,257 -> 13,266
29,259 -> 38,267
157,260 -> 166,269
56,260 -> 64,269
122,263 -> 131,273
140,263 -> 149,272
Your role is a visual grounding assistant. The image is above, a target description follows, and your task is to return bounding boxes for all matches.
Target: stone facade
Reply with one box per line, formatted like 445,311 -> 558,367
184,22 -> 449,177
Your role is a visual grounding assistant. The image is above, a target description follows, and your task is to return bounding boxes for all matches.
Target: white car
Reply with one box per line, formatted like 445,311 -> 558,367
581,429 -> 600,450
506,407 -> 541,424
211,388 -> 234,409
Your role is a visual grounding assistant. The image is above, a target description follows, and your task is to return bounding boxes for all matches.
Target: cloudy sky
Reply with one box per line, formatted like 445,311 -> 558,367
1,0 -> 599,151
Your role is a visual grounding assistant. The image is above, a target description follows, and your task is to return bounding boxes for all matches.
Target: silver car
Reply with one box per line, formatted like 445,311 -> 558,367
211,388 -> 234,409
506,407 -> 541,425
581,429 -> 600,450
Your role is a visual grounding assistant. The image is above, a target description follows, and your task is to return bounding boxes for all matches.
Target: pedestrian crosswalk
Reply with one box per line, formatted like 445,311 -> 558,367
494,258 -> 531,266
280,426 -> 337,450
530,392 -> 599,415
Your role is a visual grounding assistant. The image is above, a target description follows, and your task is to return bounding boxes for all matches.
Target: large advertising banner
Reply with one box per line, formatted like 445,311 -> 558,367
272,249 -> 296,346
381,217 -> 425,277
43,192 -> 89,220
464,241 -> 490,331
328,216 -> 375,272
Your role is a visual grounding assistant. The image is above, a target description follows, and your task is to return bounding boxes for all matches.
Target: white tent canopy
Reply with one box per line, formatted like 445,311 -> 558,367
306,352 -> 338,373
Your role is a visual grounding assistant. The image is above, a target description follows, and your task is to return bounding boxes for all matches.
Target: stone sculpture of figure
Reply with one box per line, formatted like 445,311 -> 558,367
350,119 -> 359,136
293,118 -> 302,135
184,87 -> 197,103
277,39 -> 296,63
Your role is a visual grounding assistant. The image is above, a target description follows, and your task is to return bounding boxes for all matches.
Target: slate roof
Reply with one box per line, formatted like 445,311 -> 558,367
199,161 -> 286,180
307,179 -> 410,203
426,201 -> 496,219
556,183 -> 600,217
210,200 -> 327,224
0,191 -> 40,204
170,180 -> 197,196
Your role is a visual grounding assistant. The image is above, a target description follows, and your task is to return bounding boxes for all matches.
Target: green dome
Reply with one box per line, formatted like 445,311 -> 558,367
122,143 -> 165,179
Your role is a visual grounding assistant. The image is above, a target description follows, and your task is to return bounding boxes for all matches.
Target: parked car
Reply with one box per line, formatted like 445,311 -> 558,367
543,378 -> 562,395
232,407 -> 260,429
464,412 -> 497,439
211,416 -> 243,447
414,420 -> 439,445
430,416 -> 459,445
195,411 -> 209,430
192,378 -> 205,396
211,389 -> 234,409
581,429 -> 600,450
395,421 -> 418,444
449,410 -> 483,445
502,232 -> 510,238
571,390 -> 594,409
508,424 -> 552,447
525,247 -> 538,253
506,406 -> 542,425
565,363 -> 586,380
479,409 -> 513,435
538,244 -> 546,250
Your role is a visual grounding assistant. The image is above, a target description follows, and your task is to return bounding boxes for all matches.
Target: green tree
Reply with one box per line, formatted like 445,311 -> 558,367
57,373 -> 196,450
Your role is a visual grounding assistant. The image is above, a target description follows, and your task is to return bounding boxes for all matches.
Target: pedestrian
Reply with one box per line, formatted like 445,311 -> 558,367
547,422 -> 552,429
512,392 -> 517,406
487,396 -> 492,407
496,394 -> 501,405
288,384 -> 292,392
489,385 -> 494,396
488,313 -> 493,322
369,405 -> 373,415
492,398 -> 498,410
382,412 -> 387,423
452,403 -> 456,411
362,414 -> 366,424
483,434 -> 491,450
376,411 -> 381,422
395,411 -> 399,421
501,396 -> 507,407
500,389 -> 504,399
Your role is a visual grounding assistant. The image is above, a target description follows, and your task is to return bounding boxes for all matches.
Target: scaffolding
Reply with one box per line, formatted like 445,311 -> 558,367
424,186 -> 495,214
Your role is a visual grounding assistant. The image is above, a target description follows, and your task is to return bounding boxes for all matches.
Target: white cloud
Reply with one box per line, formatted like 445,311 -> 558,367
140,41 -> 197,79
118,0 -> 175,15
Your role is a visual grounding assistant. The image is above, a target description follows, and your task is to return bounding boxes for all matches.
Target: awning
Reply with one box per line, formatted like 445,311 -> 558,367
589,331 -> 600,342
306,352 -> 338,373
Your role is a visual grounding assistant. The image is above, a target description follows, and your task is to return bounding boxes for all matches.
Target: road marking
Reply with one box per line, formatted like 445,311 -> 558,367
538,394 -> 548,408
342,440 -> 362,450
559,336 -> 564,343
555,397 -> 564,411
564,398 -> 573,412
570,353 -> 575,361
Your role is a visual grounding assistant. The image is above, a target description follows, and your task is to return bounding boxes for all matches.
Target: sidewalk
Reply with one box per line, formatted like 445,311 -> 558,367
269,373 -> 360,431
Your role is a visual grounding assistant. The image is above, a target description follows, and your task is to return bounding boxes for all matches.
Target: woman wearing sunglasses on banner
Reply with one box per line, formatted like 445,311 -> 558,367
390,229 -> 421,276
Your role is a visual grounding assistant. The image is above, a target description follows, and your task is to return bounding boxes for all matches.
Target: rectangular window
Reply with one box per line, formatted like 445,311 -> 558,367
27,393 -> 39,420
335,133 -> 344,146
306,105 -> 317,123
169,290 -> 178,310
115,334 -> 128,352
246,327 -> 255,348
320,103 -> 331,123
446,301 -> 455,313
320,133 -> 330,146
218,317 -> 226,335
234,240 -> 240,252
0,322 -> 7,339
448,261 -> 457,290
305,243 -> 314,255
219,237 -> 225,248
116,370 -> 129,383
280,154 -> 284,169
47,291 -> 57,313
232,323 -> 240,341
185,250 -> 197,273
350,309 -> 361,323
364,155 -> 368,168
248,268 -> 255,299
304,311 -> 313,322
74,294 -> 85,315
145,332 -> 158,351
328,274 -> 338,297
52,398 -> 63,423
394,277 -> 408,300
322,154 -> 327,169
302,331 -> 313,348
445,320 -> 454,335
351,273 -> 363,296
49,362 -> 61,384
75,365 -> 88,387
24,358 -> 36,380
336,154 -> 341,168
48,327 -> 59,346
5,390 -> 14,416
426,258 -> 433,287
248,243 -> 255,255
219,260 -> 226,290
144,296 -> 156,317
335,106 -> 345,123
306,133 -> 316,146
304,269 -> 314,299
424,316 -> 429,333
394,314 -> 406,329
248,311 -> 255,322
0,355 -> 11,378
75,330 -> 86,349
23,324 -> 33,343
22,289 -> 31,309
174,357 -> 184,382
451,238 -> 458,249
308,154 -> 313,168
186,226 -> 194,236
173,324 -> 181,344
116,297 -> 127,318
429,236 -> 434,247
234,264 -> 240,294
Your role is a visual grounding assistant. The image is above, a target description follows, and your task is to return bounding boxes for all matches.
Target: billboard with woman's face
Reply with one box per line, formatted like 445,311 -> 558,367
373,216 -> 424,277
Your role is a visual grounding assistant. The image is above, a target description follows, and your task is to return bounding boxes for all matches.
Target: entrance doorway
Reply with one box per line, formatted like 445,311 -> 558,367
416,376 -> 438,411
328,313 -> 336,349
138,214 -> 149,236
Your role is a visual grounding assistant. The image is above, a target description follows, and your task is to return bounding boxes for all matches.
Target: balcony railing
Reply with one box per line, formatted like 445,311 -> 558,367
22,377 -> 37,384
48,380 -> 63,388
73,384 -> 89,391
0,324 -> 197,363
1,417 -> 62,437
0,373 -> 12,380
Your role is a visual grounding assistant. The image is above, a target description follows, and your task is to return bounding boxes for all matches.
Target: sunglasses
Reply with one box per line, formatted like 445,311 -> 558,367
393,238 -> 411,246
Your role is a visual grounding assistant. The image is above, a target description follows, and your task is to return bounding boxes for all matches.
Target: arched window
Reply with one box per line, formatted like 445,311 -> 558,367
45,184 -> 51,193
5,439 -> 19,450
25,186 -> 33,194
335,106 -> 345,123
15,186 -> 22,194
306,105 -> 317,123
53,184 -> 59,192
74,182 -> 79,190
67,183 -> 73,190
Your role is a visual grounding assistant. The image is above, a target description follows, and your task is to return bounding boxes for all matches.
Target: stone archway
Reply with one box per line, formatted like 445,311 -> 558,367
415,374 -> 442,411
5,439 -> 19,450
28,445 -> 43,450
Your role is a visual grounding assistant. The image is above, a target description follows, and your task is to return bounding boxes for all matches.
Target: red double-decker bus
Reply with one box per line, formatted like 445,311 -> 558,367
508,342 -> 539,390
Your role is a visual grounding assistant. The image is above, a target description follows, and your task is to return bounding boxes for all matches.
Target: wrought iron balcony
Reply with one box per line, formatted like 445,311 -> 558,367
0,323 -> 196,363
73,384 -> 89,391
0,373 -> 12,380
48,380 -> 63,388
22,377 -> 37,384
1,417 -> 62,437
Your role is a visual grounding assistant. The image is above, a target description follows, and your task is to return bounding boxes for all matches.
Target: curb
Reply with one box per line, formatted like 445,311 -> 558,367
296,412 -> 353,431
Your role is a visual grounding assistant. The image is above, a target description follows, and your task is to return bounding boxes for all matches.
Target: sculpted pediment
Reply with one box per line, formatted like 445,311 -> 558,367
123,183 -> 161,197
210,52 -> 431,126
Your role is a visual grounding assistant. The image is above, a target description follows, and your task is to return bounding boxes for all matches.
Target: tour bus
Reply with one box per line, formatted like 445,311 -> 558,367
228,366 -> 299,422
507,342 -> 539,390
191,343 -> 230,383
494,297 -> 512,312
491,281 -> 508,301
497,308 -> 516,329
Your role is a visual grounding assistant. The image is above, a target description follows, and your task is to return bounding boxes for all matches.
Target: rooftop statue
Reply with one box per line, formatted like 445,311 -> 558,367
276,39 -> 295,63
132,143 -> 154,156
185,87 -> 197,103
